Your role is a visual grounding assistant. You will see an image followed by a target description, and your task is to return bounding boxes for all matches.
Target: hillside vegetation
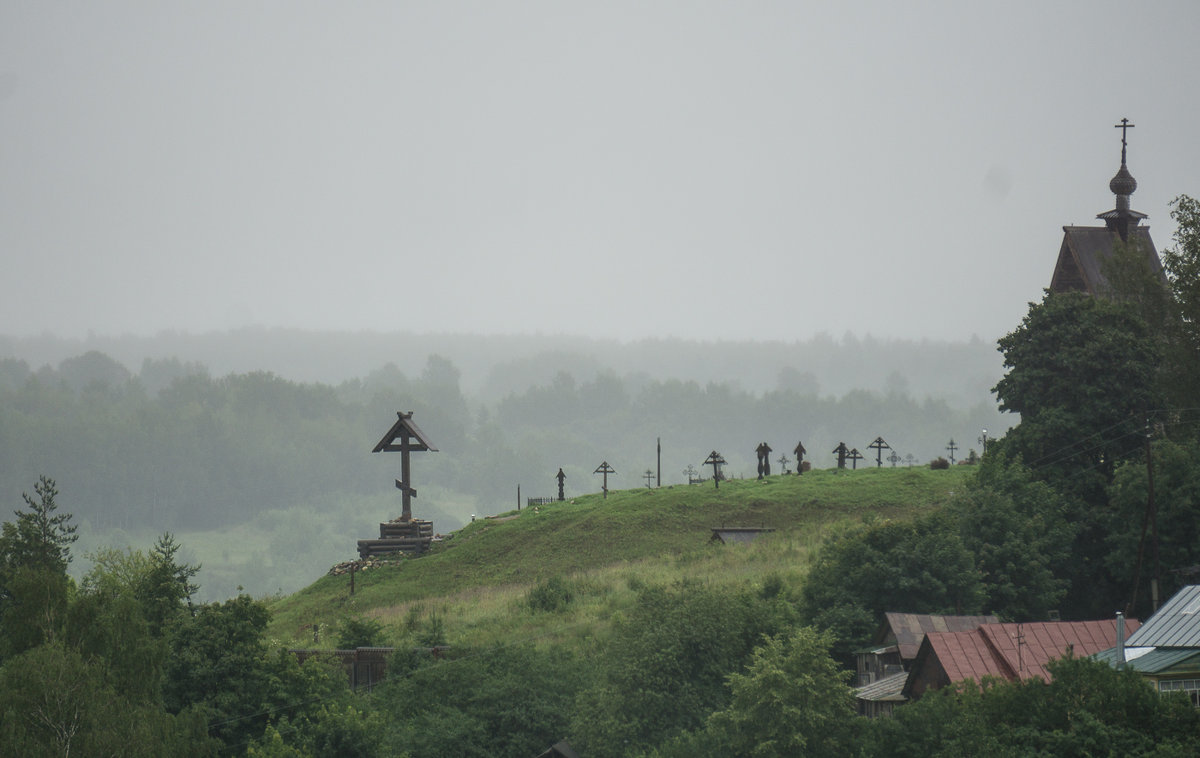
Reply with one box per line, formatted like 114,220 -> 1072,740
267,466 -> 972,649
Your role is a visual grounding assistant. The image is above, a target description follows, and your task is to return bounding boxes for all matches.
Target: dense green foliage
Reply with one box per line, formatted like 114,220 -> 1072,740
864,655 -> 1200,757
992,291 -> 1160,494
799,513 -> 983,663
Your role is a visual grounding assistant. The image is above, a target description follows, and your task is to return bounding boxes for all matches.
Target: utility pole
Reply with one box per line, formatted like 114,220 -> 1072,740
657,437 -> 661,488
1148,420 -> 1160,611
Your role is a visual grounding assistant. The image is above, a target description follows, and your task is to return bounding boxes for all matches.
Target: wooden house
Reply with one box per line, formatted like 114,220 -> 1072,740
853,613 -> 997,717
902,618 -> 1139,702
1094,586 -> 1200,705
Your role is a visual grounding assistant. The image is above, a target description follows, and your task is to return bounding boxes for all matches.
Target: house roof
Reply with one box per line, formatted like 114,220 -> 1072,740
1050,226 -> 1162,295
909,618 -> 1141,692
1093,646 -> 1200,675
879,613 -> 1000,661
1125,585 -> 1200,648
978,620 -> 1136,682
854,670 -> 909,703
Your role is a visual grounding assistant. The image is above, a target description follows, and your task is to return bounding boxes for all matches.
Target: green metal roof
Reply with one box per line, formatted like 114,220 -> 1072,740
1093,646 -> 1200,674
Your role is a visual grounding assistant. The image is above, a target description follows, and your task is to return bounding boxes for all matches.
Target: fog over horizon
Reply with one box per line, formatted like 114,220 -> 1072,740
3,2 -> 1198,343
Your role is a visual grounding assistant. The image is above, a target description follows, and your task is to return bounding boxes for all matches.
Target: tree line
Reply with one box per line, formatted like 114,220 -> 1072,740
0,346 -> 1004,539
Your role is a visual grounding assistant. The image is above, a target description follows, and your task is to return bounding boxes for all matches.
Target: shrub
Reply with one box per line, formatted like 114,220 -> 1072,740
527,576 -> 573,613
930,457 -> 950,470
337,616 -> 386,649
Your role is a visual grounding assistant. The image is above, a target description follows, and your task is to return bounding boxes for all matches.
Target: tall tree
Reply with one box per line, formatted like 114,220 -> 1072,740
660,627 -> 856,758
1161,194 -> 1200,414
0,476 -> 77,658
992,292 -> 1160,496
1,475 -> 77,573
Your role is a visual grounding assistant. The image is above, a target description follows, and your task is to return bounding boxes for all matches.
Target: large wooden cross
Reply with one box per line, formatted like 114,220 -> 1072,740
594,461 -> 615,499
372,412 -> 438,522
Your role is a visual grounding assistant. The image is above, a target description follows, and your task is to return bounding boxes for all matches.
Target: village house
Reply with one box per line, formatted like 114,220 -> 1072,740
901,617 -> 1138,702
853,613 -> 998,717
1095,585 -> 1200,705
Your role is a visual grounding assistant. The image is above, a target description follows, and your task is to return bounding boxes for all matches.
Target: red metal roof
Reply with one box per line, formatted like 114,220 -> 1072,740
921,618 -> 1141,686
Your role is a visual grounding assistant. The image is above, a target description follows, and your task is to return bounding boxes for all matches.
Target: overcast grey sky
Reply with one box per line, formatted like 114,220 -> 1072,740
2,1 -> 1197,344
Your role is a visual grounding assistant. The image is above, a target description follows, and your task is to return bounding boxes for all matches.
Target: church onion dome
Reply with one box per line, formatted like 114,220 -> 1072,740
1109,162 -> 1137,197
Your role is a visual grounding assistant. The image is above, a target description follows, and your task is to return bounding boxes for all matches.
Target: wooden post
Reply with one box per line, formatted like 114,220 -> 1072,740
657,437 -> 661,488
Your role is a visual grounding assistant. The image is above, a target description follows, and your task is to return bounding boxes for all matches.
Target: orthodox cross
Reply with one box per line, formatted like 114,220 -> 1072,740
594,461 -> 615,499
794,441 -> 806,475
372,411 -> 438,522
683,463 -> 698,485
945,438 -> 959,465
643,469 -> 655,489
848,448 -> 864,470
556,467 -> 566,501
904,453 -> 917,467
1115,117 -> 1135,162
887,450 -> 901,467
832,442 -> 849,469
867,437 -> 891,468
777,453 -> 790,475
703,451 -> 726,489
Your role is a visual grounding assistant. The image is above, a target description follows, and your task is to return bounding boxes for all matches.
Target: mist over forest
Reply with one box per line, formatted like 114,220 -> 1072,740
0,329 -> 1012,600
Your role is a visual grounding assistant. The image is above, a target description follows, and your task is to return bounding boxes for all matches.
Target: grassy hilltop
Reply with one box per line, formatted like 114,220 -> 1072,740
266,465 -> 972,649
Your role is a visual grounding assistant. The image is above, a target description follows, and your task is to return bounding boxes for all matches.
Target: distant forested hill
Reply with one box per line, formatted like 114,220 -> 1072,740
0,330 -> 1011,598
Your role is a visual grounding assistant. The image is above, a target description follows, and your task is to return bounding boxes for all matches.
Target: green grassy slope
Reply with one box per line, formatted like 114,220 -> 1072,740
266,466 -> 973,648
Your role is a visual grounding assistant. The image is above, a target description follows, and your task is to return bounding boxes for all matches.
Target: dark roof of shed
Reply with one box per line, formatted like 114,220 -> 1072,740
1126,585 -> 1200,648
1050,226 -> 1162,295
535,741 -> 581,758
879,613 -> 1000,661
710,527 -> 774,545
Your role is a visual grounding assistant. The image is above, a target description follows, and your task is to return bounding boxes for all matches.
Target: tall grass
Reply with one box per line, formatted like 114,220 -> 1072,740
266,466 -> 972,649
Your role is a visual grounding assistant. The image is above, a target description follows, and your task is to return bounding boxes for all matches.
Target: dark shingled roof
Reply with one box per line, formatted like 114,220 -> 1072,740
880,613 -> 1000,661
1050,226 -> 1163,295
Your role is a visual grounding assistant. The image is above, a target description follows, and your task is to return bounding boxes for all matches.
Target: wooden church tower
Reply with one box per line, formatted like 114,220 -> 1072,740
1049,119 -> 1166,295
